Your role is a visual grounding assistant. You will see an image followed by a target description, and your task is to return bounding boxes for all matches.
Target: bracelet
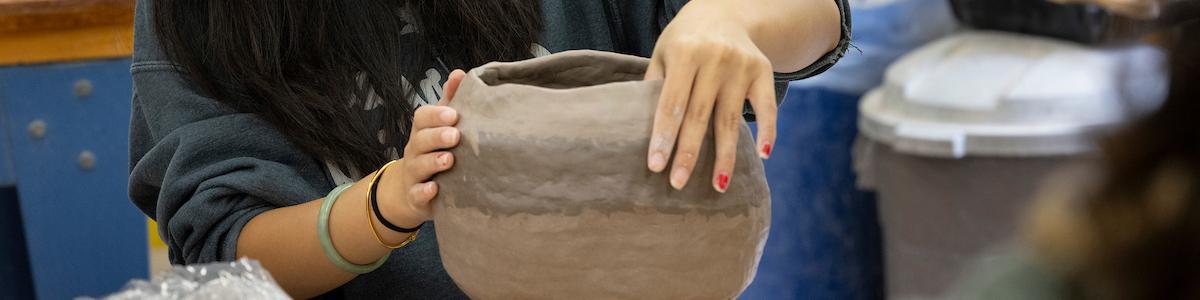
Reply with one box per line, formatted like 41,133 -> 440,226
368,160 -> 424,233
366,160 -> 423,249
318,183 -> 390,274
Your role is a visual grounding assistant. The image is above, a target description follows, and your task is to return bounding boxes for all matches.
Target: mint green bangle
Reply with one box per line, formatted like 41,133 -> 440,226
318,183 -> 390,274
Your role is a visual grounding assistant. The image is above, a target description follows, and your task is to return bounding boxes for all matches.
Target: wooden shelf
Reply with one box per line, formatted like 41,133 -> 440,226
0,0 -> 135,65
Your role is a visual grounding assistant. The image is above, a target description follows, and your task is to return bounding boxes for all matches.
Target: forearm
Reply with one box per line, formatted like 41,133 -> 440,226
237,169 -> 413,298
691,0 -> 842,73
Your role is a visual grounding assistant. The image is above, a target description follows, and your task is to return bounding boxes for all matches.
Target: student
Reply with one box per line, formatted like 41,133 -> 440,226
129,0 -> 849,298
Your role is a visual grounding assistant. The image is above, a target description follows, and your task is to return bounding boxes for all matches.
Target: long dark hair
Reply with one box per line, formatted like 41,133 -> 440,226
152,1 -> 542,174
1071,19 -> 1200,298
1030,16 -> 1200,299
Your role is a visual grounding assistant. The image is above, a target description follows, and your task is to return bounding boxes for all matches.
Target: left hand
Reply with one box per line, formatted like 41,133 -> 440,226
644,0 -> 777,193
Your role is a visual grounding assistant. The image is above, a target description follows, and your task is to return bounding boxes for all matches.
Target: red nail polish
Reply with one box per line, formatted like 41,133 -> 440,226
761,143 -> 773,157
717,173 -> 730,191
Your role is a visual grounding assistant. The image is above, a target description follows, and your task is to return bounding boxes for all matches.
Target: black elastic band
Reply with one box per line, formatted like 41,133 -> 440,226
370,171 -> 423,233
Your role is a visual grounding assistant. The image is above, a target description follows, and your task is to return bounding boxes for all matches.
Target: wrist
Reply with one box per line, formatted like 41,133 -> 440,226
376,163 -> 427,231
683,0 -> 758,37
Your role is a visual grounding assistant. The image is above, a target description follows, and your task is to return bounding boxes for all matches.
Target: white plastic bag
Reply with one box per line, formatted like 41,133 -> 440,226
80,259 -> 290,300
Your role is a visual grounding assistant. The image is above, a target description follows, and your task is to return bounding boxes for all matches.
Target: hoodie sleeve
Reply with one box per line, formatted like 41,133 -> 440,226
128,0 -> 331,264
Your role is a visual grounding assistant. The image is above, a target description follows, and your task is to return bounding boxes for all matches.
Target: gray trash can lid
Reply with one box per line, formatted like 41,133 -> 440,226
859,31 -> 1167,158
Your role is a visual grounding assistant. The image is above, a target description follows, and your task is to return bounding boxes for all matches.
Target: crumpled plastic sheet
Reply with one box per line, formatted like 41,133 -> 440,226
80,258 -> 291,300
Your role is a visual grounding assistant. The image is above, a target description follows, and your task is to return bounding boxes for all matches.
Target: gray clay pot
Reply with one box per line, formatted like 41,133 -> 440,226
434,50 -> 771,299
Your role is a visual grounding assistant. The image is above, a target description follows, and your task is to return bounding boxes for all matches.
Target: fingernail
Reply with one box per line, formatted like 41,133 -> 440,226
440,109 -> 456,123
715,172 -> 730,193
760,143 -> 773,159
438,153 -> 450,167
442,129 -> 458,143
648,153 -> 666,172
670,168 -> 689,190
426,182 -> 436,194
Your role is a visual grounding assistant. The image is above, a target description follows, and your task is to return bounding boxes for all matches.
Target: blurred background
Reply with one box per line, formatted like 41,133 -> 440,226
0,0 -> 1187,299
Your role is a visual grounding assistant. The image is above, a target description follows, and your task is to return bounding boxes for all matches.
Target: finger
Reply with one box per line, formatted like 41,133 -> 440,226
748,67 -> 777,159
405,127 -> 460,158
407,181 -> 439,208
711,83 -> 748,193
648,54 -> 698,173
668,64 -> 722,190
644,54 -> 665,81
404,151 -> 454,183
437,69 -> 467,106
412,105 -> 458,132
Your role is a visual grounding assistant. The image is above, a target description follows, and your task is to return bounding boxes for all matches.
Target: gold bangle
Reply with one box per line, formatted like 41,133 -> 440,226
365,160 -> 419,249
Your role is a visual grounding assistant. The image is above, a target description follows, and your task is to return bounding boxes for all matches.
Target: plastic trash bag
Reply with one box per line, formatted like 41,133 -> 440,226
80,259 -> 290,300
949,0 -> 1154,44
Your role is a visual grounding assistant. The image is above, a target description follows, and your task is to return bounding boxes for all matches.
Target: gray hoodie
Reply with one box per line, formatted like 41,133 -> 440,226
128,0 -> 850,298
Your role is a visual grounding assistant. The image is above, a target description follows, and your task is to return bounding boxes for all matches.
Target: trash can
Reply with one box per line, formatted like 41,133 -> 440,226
854,31 -> 1166,299
740,2 -> 957,299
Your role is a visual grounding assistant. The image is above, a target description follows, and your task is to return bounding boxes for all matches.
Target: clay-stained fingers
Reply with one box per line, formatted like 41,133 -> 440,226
748,69 -> 777,159
412,105 -> 459,132
437,69 -> 467,106
711,82 -> 751,193
667,65 -> 724,190
404,126 -> 460,158
647,54 -> 697,173
403,151 -> 454,184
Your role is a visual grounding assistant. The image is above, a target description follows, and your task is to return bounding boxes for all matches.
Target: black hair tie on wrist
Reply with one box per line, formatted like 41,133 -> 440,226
370,170 -> 423,233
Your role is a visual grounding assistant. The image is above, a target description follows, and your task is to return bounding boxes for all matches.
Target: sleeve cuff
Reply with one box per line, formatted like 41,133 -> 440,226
773,0 -> 852,82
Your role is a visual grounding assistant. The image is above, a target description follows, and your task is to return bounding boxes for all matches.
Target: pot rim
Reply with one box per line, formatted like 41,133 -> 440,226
462,50 -> 663,96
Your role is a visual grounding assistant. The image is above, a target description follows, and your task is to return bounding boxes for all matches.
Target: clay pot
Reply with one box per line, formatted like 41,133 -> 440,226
434,50 -> 771,299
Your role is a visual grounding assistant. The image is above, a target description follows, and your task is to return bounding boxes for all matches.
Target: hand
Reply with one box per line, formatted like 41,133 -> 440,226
1048,0 -> 1161,19
377,70 -> 467,227
644,0 -> 777,193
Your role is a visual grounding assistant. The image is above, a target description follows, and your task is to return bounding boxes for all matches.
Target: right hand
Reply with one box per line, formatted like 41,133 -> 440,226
378,70 -> 467,228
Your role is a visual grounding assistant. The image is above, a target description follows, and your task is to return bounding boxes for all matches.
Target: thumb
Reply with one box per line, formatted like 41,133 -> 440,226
438,69 -> 467,106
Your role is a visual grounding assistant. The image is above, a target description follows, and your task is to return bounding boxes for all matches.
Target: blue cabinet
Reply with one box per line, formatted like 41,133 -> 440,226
0,58 -> 147,299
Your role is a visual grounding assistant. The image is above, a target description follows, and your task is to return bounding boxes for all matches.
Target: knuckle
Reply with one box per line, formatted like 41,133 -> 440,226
717,48 -> 742,63
426,153 -> 443,169
410,155 -> 429,171
716,110 -> 740,130
752,58 -> 772,73
660,103 -> 686,121
744,58 -> 763,74
664,44 -> 691,62
414,105 -> 435,116
688,105 -> 713,123
418,129 -> 438,146
676,36 -> 704,51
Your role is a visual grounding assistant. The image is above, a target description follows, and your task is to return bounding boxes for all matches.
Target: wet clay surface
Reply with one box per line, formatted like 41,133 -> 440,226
434,50 -> 771,299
